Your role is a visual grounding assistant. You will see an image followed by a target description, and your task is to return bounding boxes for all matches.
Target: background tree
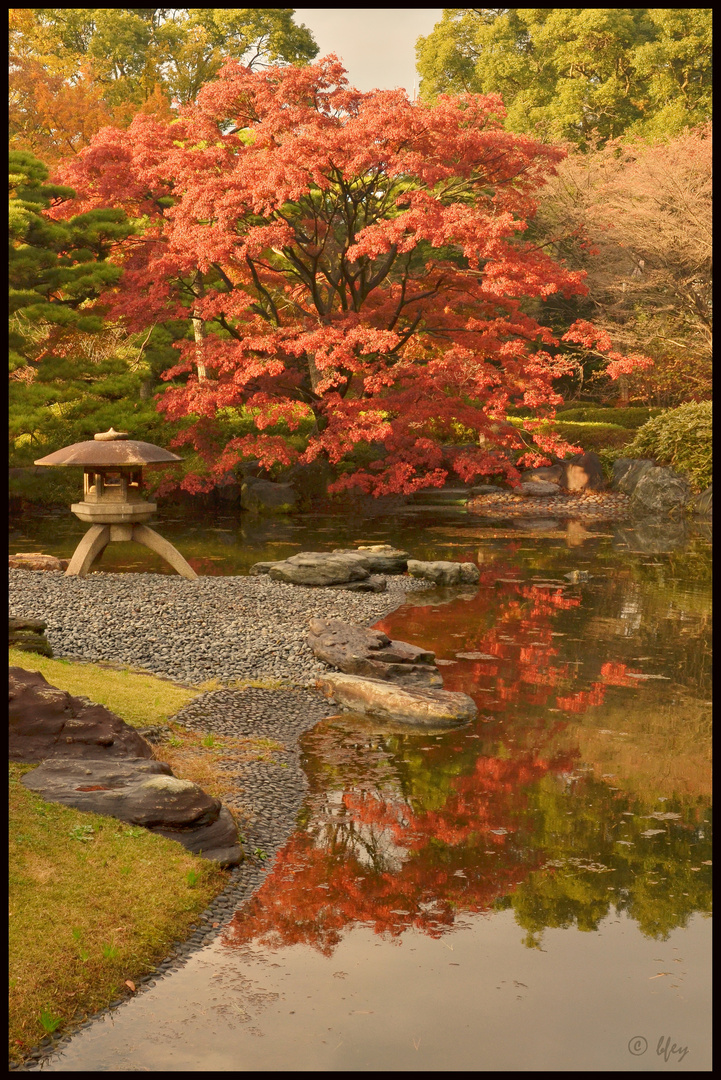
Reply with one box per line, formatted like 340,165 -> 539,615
8,150 -> 170,462
416,9 -> 712,147
9,8 -> 319,163
528,124 -> 712,405
55,56 -> 650,496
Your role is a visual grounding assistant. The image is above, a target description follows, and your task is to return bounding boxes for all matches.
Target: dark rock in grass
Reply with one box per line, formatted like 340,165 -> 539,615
406,559 -> 479,587
21,758 -> 243,866
9,617 -> 54,658
9,667 -> 154,762
307,617 -> 442,687
153,806 -> 241,866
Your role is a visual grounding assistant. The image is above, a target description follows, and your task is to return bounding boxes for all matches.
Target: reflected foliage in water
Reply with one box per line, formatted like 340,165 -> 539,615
10,505 -> 711,953
223,531 -> 711,956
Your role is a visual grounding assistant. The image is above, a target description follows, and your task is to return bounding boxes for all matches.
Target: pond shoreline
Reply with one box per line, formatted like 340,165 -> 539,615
9,568 -> 431,1071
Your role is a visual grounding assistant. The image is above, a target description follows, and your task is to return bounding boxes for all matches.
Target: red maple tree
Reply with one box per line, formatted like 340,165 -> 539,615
56,56 -> 652,494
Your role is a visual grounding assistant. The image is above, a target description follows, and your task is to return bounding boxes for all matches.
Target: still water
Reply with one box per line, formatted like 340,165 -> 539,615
14,505 -> 711,1071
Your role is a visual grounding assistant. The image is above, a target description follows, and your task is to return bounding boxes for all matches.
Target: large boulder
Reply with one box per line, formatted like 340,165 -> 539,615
9,553 -> 69,571
21,758 -> 242,866
331,545 -> 409,574
268,551 -> 370,586
307,617 -> 442,688
316,672 -> 476,726
241,476 -> 298,514
406,559 -> 480,587
561,452 -> 605,492
613,458 -> 655,495
9,617 -> 53,658
9,667 -> 155,762
631,466 -> 691,516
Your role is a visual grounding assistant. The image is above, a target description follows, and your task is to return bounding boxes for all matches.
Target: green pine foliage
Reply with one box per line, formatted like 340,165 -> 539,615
622,401 -> 712,492
9,151 -> 187,465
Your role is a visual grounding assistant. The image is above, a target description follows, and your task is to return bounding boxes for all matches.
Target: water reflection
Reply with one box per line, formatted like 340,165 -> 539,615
222,540 -> 711,959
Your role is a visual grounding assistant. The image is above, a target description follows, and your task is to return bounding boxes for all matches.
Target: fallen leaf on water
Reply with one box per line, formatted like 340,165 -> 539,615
627,673 -> 670,680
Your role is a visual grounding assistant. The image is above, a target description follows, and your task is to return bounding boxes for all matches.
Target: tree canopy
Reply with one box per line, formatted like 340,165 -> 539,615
9,8 -> 319,162
416,9 -> 712,146
54,56 -> 650,495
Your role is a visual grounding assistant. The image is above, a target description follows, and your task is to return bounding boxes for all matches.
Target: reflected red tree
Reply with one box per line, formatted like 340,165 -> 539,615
223,553 -> 655,957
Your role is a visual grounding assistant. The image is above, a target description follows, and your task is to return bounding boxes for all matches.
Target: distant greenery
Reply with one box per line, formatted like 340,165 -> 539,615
417,9 -> 712,147
623,400 -> 712,492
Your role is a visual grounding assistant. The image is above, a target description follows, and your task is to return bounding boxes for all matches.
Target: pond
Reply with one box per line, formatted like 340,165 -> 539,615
14,502 -> 711,1071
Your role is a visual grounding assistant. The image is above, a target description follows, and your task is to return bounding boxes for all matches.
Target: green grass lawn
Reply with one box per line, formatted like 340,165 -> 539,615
8,652 -> 273,1065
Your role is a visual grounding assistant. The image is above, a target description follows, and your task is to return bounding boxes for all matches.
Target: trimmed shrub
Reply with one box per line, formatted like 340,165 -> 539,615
622,401 -> 712,494
554,406 -> 663,428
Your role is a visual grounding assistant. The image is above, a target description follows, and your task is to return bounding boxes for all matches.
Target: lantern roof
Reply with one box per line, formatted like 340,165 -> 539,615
34,429 -> 183,467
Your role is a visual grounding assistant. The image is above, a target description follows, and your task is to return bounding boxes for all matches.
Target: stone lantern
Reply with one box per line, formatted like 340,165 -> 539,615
34,428 -> 198,580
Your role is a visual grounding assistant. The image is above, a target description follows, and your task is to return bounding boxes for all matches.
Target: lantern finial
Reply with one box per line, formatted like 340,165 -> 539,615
94,427 -> 128,441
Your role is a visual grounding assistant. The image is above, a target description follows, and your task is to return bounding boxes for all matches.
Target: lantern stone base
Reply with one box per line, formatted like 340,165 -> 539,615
71,500 -> 157,524
65,523 -> 198,581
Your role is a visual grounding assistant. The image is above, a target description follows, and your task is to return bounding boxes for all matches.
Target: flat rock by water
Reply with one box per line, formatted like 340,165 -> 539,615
268,551 -> 371,586
307,617 -> 442,687
316,671 -> 477,726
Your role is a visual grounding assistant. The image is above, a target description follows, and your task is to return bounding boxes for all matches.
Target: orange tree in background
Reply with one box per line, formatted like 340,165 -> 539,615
53,56 -> 652,496
9,8 -> 318,164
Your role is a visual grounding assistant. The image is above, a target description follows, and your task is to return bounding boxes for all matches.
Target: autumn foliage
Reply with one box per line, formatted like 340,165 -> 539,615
55,57 -> 651,495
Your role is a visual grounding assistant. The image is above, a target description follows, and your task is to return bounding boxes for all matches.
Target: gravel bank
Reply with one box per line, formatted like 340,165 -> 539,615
8,568 -> 429,688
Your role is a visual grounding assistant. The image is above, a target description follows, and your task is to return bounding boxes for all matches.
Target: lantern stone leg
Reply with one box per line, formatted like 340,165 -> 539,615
132,524 -> 199,581
65,524 -> 112,578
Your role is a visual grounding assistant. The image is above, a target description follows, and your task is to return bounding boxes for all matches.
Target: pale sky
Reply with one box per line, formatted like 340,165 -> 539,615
293,9 -> 444,97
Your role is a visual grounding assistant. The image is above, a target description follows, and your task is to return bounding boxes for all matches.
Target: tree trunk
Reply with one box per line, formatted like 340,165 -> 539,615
190,272 -> 209,383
